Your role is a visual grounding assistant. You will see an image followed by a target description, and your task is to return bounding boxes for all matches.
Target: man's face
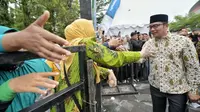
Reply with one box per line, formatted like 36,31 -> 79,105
117,37 -> 124,45
180,29 -> 188,36
138,34 -> 144,40
131,34 -> 138,40
149,22 -> 168,38
143,34 -> 149,40
194,30 -> 200,35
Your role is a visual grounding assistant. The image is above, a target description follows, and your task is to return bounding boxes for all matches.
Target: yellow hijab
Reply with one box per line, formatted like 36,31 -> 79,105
63,19 -> 101,83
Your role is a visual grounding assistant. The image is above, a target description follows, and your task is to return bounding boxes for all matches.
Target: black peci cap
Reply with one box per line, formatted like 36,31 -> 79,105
150,14 -> 168,24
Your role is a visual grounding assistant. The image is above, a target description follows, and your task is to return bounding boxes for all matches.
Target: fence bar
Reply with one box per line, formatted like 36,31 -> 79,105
56,102 -> 65,112
79,49 -> 90,112
0,46 -> 85,65
20,82 -> 84,112
79,0 -> 92,19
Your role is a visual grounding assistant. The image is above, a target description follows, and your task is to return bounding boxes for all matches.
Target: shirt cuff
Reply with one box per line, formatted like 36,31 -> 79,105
103,42 -> 109,48
189,87 -> 199,95
103,42 -> 116,50
0,34 -> 5,52
0,80 -> 16,102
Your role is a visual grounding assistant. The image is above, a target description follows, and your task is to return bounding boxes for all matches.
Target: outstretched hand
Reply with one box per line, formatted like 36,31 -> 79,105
9,72 -> 59,95
4,11 -> 71,63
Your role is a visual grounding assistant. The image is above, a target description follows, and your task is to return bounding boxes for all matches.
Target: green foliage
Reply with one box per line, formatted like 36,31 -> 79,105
0,0 -> 111,35
0,0 -> 79,37
0,0 -> 13,26
169,13 -> 200,32
96,0 -> 111,23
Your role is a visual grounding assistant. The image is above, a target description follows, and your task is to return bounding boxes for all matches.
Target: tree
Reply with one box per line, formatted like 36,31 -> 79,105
0,0 -> 13,26
0,0 -> 79,37
169,13 -> 200,32
31,0 -> 80,37
96,0 -> 111,24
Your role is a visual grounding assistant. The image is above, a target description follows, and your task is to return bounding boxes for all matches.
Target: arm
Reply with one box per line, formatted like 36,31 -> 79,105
102,38 -> 122,50
136,40 -> 152,63
1,32 -> 23,52
102,42 -> 115,50
0,11 -> 71,63
183,38 -> 200,95
0,26 -> 17,52
84,39 -> 141,67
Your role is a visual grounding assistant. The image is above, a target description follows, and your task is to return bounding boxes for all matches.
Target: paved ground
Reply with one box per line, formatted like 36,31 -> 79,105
101,81 -> 200,112
102,81 -> 153,112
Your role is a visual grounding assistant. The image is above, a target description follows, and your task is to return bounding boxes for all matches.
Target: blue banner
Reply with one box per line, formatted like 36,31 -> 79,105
106,0 -> 121,18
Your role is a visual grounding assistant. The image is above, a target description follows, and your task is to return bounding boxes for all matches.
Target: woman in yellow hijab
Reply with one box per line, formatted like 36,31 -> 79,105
50,19 -> 153,112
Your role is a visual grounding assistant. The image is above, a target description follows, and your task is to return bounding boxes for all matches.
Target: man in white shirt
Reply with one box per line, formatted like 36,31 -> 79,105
143,14 -> 200,112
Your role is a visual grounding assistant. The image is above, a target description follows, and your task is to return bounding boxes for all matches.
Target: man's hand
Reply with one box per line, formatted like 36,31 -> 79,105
116,45 -> 127,51
140,44 -> 155,58
3,11 -> 71,63
188,93 -> 200,102
9,72 -> 59,95
108,38 -> 121,48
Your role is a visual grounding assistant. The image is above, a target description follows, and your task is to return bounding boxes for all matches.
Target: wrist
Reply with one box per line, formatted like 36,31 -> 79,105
13,31 -> 24,49
140,52 -> 144,58
2,31 -> 22,51
9,78 -> 17,93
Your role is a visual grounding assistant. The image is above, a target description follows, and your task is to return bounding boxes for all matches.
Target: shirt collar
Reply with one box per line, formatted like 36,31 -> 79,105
155,32 -> 171,41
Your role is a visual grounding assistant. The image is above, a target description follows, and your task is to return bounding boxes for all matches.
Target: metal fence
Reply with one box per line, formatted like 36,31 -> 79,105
0,45 -> 152,112
0,46 -> 91,112
20,46 -> 89,112
100,60 -> 150,97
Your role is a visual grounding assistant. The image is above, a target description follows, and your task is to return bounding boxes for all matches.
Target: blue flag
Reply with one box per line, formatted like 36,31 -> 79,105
100,0 -> 121,34
106,0 -> 120,18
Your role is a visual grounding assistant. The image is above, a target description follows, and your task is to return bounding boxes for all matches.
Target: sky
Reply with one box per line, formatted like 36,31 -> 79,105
111,0 -> 199,26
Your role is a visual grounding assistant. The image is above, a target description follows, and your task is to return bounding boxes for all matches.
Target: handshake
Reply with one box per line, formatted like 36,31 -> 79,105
140,45 -> 156,58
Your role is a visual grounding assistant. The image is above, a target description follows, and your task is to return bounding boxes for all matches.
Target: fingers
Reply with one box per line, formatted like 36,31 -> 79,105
38,72 -> 60,77
38,28 -> 70,46
149,51 -> 156,57
31,73 -> 59,94
35,81 -> 57,89
40,38 -> 71,56
108,79 -> 117,87
37,52 -> 60,63
188,93 -> 200,102
29,87 -> 48,95
108,71 -> 117,87
38,47 -> 65,62
108,80 -> 115,87
41,77 -> 59,85
33,11 -> 50,27
33,77 -> 58,90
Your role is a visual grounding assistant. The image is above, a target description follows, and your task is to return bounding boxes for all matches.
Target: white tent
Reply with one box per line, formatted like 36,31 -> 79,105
104,0 -> 197,36
107,24 -> 149,37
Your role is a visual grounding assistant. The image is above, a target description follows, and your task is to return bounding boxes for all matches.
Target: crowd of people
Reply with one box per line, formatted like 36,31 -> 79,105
0,11 -> 200,112
0,11 -> 153,112
179,28 -> 200,62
